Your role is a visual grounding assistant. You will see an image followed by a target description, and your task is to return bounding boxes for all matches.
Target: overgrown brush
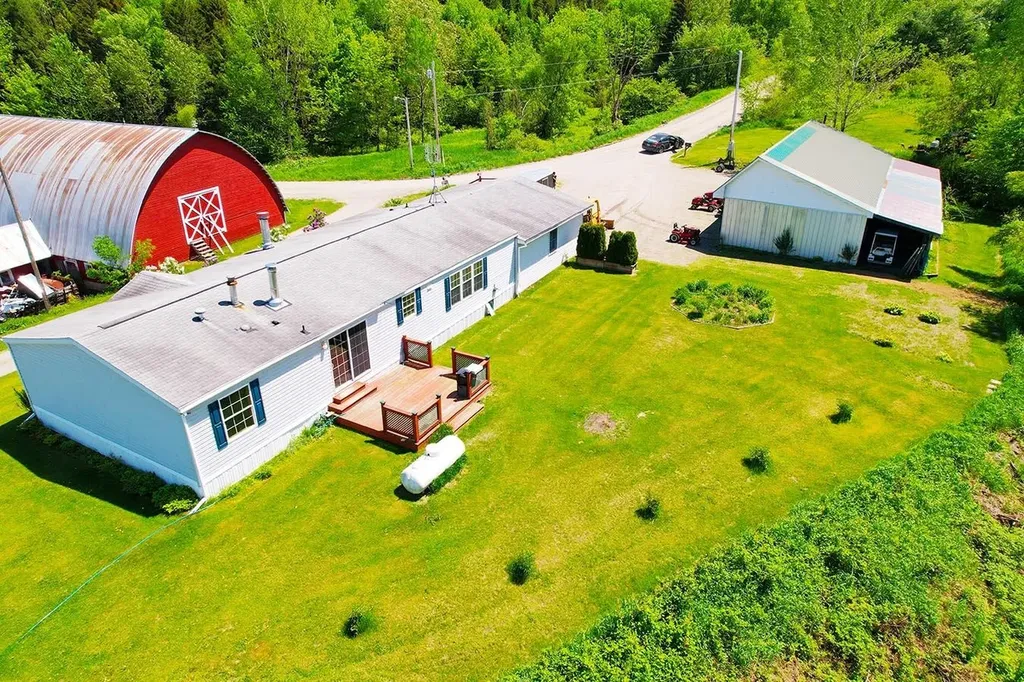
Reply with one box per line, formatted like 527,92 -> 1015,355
674,280 -> 774,327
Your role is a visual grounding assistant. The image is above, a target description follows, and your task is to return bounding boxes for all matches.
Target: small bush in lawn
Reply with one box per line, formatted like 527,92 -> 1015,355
430,423 -> 455,444
635,492 -> 661,521
937,352 -> 954,364
687,279 -> 710,293
713,282 -> 733,297
576,224 -> 607,260
219,482 -> 243,499
884,305 -> 905,316
672,287 -> 688,305
507,552 -> 536,585
831,401 -> 854,424
874,338 -> 894,348
253,466 -> 272,480
737,284 -> 769,302
742,446 -> 771,473
748,310 -> 771,324
342,610 -> 377,638
425,455 -> 466,494
152,484 -> 199,515
606,230 -> 639,267
839,242 -> 859,264
919,312 -> 941,324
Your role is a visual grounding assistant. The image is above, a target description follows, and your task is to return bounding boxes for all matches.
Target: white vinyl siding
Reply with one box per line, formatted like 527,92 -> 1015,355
720,198 -> 867,263
519,214 -> 582,291
9,339 -> 198,489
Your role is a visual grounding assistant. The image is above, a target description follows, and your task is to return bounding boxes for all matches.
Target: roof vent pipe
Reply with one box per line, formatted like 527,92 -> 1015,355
226,276 -> 241,307
194,308 -> 206,321
265,263 -> 288,310
258,211 -> 272,250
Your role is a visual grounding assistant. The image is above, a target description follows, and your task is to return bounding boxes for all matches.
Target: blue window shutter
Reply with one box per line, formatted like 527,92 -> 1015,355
549,229 -> 557,253
444,277 -> 451,311
415,287 -> 422,315
249,379 -> 266,425
482,257 -> 488,289
395,297 -> 404,326
208,401 -> 228,450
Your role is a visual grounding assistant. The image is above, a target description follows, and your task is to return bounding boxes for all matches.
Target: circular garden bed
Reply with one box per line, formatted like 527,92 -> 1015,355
672,280 -> 775,328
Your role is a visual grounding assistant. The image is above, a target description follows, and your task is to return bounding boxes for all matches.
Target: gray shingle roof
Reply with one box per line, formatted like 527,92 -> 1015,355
8,176 -> 591,410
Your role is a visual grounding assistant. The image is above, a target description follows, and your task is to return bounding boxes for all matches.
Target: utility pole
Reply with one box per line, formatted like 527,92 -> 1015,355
427,61 -> 445,166
0,155 -> 50,311
395,96 -> 414,172
726,49 -> 743,165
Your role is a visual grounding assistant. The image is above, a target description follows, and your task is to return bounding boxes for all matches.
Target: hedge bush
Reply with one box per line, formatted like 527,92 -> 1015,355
342,610 -> 377,638
507,336 -> 1024,681
507,552 -> 537,585
577,224 -> 607,260
152,484 -> 199,515
606,231 -> 638,267
742,446 -> 771,473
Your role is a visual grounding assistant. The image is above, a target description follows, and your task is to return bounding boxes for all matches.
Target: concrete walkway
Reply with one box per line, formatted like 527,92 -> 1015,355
0,350 -> 14,376
279,92 -> 743,268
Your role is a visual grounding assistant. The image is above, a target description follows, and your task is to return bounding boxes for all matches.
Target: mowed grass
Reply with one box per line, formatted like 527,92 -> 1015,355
933,219 -> 1002,292
267,88 -> 732,182
0,258 -> 1007,680
676,97 -> 928,169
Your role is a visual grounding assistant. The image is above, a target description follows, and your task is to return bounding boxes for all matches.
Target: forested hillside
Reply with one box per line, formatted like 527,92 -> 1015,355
0,0 -> 1021,213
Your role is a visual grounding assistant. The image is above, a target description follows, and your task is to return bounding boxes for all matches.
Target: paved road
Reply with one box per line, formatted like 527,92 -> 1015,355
278,91 -> 742,267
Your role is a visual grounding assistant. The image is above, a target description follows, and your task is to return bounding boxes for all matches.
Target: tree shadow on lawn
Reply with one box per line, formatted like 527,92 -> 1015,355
714,244 -> 915,282
949,265 -> 1003,289
0,415 -> 160,517
962,303 -> 1009,343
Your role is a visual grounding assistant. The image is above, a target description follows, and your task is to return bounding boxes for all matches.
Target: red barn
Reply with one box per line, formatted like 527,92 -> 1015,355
0,115 -> 286,275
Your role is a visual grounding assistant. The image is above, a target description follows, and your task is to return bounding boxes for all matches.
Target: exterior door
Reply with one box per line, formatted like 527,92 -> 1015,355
178,186 -> 228,250
328,322 -> 371,388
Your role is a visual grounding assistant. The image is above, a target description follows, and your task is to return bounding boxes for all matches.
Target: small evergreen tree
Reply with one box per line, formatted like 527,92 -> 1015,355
774,228 -> 795,256
577,224 -> 607,260
606,230 -> 639,267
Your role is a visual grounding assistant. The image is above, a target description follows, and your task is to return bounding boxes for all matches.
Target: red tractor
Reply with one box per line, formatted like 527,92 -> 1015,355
669,223 -> 702,246
690,191 -> 724,213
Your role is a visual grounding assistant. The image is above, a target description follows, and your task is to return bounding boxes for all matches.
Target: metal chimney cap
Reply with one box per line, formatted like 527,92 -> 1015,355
256,211 -> 270,219
226,276 -> 238,285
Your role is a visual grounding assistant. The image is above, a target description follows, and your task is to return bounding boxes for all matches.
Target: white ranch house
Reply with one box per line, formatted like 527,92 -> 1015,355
9,176 -> 590,496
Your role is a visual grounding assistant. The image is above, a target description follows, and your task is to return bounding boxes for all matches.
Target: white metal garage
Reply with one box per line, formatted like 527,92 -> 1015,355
714,122 -> 944,275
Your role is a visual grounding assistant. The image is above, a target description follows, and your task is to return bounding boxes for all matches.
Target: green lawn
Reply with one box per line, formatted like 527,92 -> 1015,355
183,198 -> 343,272
932,219 -> 1002,292
0,293 -> 114,352
0,257 -> 1006,680
675,97 -> 928,170
267,88 -> 732,182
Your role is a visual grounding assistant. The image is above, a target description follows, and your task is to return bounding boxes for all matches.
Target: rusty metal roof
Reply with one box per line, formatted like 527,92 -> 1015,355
0,116 -> 198,262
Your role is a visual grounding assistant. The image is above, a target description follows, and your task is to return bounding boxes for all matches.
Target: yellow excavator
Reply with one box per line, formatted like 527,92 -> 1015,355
585,199 -> 615,230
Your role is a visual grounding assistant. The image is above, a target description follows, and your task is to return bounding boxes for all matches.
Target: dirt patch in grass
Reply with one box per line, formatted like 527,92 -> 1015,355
974,485 -> 1022,528
584,413 -> 617,435
835,282 -> 979,362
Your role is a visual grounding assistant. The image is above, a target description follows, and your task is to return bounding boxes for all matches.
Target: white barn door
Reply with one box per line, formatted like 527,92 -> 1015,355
178,187 -> 232,252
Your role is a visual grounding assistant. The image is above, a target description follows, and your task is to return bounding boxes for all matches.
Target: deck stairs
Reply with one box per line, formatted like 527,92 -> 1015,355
328,382 -> 378,416
189,238 -> 219,265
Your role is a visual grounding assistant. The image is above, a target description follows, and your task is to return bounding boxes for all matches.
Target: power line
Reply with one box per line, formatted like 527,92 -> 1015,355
441,44 -> 743,76
460,59 -> 739,99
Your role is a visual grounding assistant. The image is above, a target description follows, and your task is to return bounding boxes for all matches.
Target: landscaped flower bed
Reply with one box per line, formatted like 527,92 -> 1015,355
672,280 -> 775,327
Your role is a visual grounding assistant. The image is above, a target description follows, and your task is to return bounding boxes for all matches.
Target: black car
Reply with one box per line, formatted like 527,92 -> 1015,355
642,132 -> 684,153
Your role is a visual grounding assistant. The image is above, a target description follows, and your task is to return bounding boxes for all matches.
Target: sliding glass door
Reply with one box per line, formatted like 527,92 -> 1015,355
329,322 -> 372,387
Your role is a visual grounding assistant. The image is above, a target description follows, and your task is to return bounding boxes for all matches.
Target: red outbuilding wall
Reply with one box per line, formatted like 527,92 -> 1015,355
134,134 -> 286,263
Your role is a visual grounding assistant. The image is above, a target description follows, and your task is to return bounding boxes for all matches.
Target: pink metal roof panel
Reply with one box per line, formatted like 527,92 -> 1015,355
876,158 -> 943,236
0,116 -> 196,262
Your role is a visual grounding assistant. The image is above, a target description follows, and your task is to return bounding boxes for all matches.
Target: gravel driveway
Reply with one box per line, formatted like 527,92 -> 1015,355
278,91 -> 743,267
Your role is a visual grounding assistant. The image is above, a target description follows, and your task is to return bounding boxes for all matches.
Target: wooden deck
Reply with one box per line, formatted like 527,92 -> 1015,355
329,363 -> 489,449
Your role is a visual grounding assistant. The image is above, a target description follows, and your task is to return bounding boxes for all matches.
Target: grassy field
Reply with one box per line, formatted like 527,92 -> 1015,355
933,219 -> 1002,292
675,97 -> 927,169
182,198 -> 343,272
267,88 -> 732,182
0,254 -> 1006,679
0,293 -> 113,352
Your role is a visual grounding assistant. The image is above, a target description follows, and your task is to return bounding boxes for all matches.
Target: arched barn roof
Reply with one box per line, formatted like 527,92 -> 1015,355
0,116 -> 285,262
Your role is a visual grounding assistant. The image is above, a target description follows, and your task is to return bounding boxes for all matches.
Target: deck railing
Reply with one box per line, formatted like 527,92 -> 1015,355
451,348 -> 491,401
380,393 -> 443,443
402,336 -> 433,368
